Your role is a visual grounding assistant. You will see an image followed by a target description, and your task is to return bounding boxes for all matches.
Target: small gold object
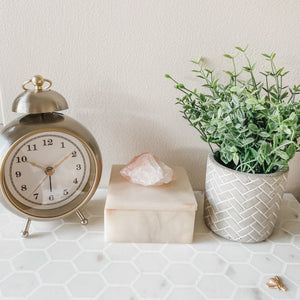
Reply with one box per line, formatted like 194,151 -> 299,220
266,276 -> 287,291
22,75 -> 52,91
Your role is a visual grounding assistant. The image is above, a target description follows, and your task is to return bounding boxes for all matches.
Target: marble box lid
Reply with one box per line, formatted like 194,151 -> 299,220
105,165 -> 198,212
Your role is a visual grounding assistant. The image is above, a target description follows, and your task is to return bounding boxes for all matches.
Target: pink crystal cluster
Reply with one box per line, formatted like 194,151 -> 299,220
120,153 -> 176,186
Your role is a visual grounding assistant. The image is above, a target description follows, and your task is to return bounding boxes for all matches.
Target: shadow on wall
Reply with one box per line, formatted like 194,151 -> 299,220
166,147 -> 209,191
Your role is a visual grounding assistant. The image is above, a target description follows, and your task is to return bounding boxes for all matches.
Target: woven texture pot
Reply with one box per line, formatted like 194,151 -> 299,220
204,153 -> 289,243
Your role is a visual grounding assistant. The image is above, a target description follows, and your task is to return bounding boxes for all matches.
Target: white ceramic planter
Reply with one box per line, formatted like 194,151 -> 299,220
204,153 -> 289,243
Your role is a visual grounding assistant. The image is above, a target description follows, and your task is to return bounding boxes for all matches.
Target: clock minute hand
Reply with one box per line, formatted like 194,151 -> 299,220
53,152 -> 72,170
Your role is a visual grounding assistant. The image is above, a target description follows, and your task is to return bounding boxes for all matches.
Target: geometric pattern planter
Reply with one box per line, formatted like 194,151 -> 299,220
204,153 -> 289,243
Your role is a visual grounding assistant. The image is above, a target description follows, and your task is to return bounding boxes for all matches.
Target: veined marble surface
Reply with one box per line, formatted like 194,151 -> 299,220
0,190 -> 299,300
105,166 -> 197,243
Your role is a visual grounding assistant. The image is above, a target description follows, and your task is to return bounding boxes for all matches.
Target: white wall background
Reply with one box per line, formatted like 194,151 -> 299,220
0,0 -> 299,198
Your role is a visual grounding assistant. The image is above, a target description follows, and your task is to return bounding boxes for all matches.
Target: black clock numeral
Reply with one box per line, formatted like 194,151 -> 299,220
73,178 -> 78,184
43,139 -> 53,146
16,156 -> 27,163
61,142 -> 66,148
15,171 -> 21,178
72,151 -> 77,157
49,195 -> 54,201
21,185 -> 27,191
27,144 -> 37,151
33,193 -> 39,200
76,164 -> 81,170
63,189 -> 68,195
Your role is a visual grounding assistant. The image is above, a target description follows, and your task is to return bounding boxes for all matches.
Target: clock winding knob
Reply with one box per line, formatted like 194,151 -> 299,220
22,75 -> 52,91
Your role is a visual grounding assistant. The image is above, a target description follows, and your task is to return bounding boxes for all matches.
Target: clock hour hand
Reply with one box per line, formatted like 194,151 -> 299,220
49,176 -> 52,192
27,161 -> 46,172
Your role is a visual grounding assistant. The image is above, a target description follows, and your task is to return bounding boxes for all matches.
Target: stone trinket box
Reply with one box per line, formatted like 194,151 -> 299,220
105,165 -> 197,243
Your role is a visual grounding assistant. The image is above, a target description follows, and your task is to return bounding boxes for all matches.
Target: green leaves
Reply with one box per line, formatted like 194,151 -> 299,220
224,54 -> 233,59
166,46 -> 300,174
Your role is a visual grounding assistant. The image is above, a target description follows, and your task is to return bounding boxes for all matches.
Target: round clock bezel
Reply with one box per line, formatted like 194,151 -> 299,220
0,128 -> 100,220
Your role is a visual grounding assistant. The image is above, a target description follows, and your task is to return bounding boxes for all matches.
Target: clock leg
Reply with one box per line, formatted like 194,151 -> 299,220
76,210 -> 88,225
20,219 -> 31,238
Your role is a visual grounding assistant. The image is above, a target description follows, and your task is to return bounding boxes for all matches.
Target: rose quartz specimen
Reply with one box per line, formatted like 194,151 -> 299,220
120,153 -> 176,186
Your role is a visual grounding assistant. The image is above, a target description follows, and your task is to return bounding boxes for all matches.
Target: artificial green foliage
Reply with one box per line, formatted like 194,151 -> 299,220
166,46 -> 300,174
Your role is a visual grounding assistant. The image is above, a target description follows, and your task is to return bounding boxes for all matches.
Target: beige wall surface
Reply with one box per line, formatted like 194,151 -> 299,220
0,0 -> 299,198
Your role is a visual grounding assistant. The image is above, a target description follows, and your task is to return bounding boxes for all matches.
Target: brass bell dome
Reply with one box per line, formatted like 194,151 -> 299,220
12,75 -> 69,114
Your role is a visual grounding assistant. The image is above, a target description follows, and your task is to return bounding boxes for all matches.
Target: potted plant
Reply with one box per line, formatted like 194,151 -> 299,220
166,46 -> 300,243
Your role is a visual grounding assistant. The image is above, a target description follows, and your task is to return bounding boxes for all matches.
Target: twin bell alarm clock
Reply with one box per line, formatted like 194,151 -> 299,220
0,75 -> 102,237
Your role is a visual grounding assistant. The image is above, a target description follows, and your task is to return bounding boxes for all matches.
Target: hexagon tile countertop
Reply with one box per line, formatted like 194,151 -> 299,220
0,190 -> 299,300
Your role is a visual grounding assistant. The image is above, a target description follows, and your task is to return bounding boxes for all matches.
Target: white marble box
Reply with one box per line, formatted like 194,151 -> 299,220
105,165 -> 198,243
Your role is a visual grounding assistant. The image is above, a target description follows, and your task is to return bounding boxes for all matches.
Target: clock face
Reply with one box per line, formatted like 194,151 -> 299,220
3,131 -> 91,210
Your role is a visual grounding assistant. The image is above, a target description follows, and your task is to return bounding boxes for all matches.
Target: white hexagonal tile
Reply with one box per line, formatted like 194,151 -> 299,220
13,250 -> 48,271
0,240 -> 23,259
133,274 -> 171,298
165,264 -> 199,285
32,219 -> 63,232
191,234 -> 220,251
226,264 -> 260,286
54,224 -> 86,240
269,228 -> 293,243
47,241 -> 80,260
67,274 -> 105,297
28,286 -> 69,300
281,221 -> 300,235
242,240 -> 273,253
1,273 -> 38,297
233,287 -> 271,300
86,216 -> 104,231
134,252 -> 168,272
0,220 -> 24,239
105,244 -> 138,260
218,243 -> 251,262
63,212 -> 85,223
162,244 -> 195,261
287,199 -> 300,211
285,265 -> 300,285
278,206 -> 299,221
293,236 -> 300,249
167,287 -> 205,300
74,251 -> 109,271
78,232 -> 106,250
193,253 -> 227,273
0,261 -> 12,280
99,287 -> 138,300
251,254 -> 283,274
262,275 -> 298,299
273,245 -> 300,263
39,261 -> 76,284
0,215 -> 11,229
134,243 -> 164,251
23,232 -> 56,249
198,275 -> 235,298
102,263 -> 138,284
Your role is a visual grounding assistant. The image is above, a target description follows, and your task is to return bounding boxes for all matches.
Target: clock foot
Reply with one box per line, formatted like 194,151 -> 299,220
20,219 -> 31,238
76,210 -> 88,225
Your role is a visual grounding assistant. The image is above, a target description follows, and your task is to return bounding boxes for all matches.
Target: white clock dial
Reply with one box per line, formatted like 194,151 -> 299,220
4,131 -> 91,209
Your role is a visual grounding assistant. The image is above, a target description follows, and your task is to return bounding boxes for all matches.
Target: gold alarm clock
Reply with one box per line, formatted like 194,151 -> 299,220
0,75 -> 102,237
